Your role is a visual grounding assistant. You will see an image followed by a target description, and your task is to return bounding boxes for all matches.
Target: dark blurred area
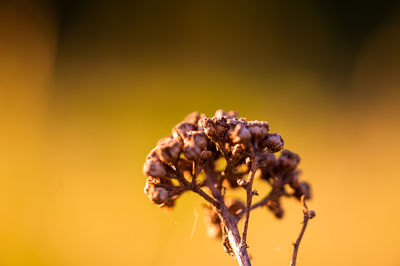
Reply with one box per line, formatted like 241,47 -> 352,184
51,0 -> 399,83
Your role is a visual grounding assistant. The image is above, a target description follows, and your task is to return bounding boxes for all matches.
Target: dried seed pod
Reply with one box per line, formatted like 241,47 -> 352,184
143,158 -> 167,178
184,111 -> 200,125
286,170 -> 300,188
229,124 -> 251,144
144,180 -> 169,205
254,151 -> 276,167
248,121 -> 269,141
267,199 -> 284,219
225,198 -> 245,216
265,133 -> 284,152
156,136 -> 181,163
149,187 -> 168,204
184,142 -> 201,160
279,149 -> 300,170
202,116 -> 229,141
187,130 -> 208,150
173,122 -> 197,141
294,182 -> 311,200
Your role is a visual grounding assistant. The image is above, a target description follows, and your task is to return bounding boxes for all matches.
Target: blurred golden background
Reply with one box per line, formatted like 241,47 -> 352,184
1,0 -> 400,265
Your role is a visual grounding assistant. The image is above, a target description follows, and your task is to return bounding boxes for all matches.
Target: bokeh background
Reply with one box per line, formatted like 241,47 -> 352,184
1,0 -> 400,265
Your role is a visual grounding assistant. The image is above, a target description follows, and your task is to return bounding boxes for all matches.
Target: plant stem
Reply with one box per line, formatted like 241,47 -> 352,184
290,195 -> 313,266
240,163 -> 257,249
220,205 -> 252,266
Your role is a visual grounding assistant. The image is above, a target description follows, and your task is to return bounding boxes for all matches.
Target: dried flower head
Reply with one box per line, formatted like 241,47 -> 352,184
143,110 -> 313,266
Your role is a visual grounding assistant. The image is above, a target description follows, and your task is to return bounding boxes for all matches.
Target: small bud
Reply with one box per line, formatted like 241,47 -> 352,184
229,124 -> 251,144
248,122 -> 268,141
184,111 -> 200,124
143,159 -> 167,178
274,208 -> 284,218
200,150 -> 212,160
254,151 -> 276,167
267,200 -> 284,219
156,137 -> 181,163
279,150 -> 300,170
184,143 -> 201,161
225,198 -> 245,215
144,180 -> 169,205
173,122 -> 196,141
150,187 -> 168,204
294,182 -> 311,200
265,133 -> 284,152
287,171 -> 300,189
252,190 -> 259,196
187,131 -> 208,150
309,210 -> 316,219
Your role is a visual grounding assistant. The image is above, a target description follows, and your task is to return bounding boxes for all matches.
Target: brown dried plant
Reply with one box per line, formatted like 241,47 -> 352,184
143,110 -> 314,266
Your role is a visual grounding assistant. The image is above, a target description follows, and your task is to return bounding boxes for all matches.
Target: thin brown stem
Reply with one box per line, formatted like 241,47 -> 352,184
237,193 -> 271,218
174,162 -> 220,207
236,188 -> 285,218
290,195 -> 314,266
193,186 -> 220,207
240,161 -> 257,249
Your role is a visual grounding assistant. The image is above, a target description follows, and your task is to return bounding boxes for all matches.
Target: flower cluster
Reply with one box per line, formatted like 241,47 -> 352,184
143,110 -> 312,254
258,149 -> 311,218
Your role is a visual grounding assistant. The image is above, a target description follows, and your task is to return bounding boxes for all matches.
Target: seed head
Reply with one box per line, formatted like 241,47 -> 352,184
143,110 -> 312,246
265,133 -> 284,152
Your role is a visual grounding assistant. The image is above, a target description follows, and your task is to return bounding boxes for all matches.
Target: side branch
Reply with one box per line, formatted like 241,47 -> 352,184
290,195 -> 315,266
237,188 -> 282,218
240,162 -> 257,248
193,186 -> 220,207
174,162 -> 220,207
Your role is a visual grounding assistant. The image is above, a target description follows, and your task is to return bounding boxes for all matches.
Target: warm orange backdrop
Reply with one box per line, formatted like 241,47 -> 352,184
1,1 -> 400,265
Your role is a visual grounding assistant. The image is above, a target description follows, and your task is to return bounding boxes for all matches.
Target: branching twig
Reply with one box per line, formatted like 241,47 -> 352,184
240,157 -> 257,249
290,195 -> 315,266
175,162 -> 220,207
143,110 -> 313,266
